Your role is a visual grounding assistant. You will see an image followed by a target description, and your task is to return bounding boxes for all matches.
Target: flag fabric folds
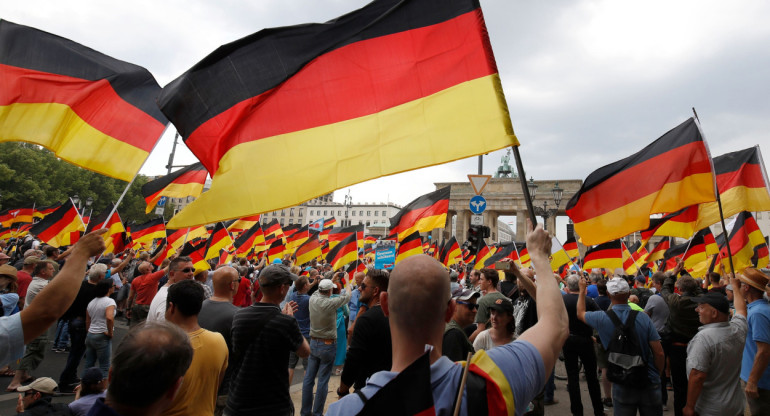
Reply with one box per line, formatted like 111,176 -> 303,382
328,225 -> 364,250
226,215 -> 261,233
474,243 -> 493,270
128,218 -> 165,247
0,20 -> 167,182
395,231 -> 423,264
441,237 -> 462,267
141,163 -> 207,214
719,211 -> 769,273
583,240 -> 623,271
29,200 -> 85,247
326,233 -> 358,271
161,0 -> 517,228
647,238 -> 671,263
483,243 -> 519,268
563,235 -> 579,259
232,223 -> 264,255
550,237 -> 572,272
389,187 -> 451,241
566,118 -> 716,245
204,222 -> 233,261
1,206 -> 34,227
267,239 -> 286,264
295,236 -> 323,266
357,350 -> 434,416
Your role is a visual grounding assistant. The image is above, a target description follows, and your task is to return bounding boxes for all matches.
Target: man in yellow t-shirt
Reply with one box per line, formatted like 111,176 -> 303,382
163,280 -> 228,416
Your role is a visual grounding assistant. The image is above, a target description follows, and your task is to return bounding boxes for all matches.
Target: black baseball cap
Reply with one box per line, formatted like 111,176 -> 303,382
691,291 -> 730,314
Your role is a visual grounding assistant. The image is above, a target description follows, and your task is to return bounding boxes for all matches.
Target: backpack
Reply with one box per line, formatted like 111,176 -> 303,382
605,309 -> 650,387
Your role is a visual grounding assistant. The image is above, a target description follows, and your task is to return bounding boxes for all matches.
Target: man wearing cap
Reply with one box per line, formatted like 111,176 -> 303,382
577,276 -> 664,414
338,269 -> 391,396
68,367 -> 107,416
15,377 -> 71,415
226,264 -> 310,416
470,268 -> 507,343
442,288 -> 479,362
738,268 -> 770,415
683,277 -> 747,416
301,277 -> 351,416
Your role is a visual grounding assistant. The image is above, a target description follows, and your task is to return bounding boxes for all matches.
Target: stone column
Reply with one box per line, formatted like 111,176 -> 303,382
546,214 -> 557,235
516,211 -> 527,242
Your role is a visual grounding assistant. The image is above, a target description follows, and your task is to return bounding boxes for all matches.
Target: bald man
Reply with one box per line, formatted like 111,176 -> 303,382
328,221 -> 569,415
127,261 -> 169,327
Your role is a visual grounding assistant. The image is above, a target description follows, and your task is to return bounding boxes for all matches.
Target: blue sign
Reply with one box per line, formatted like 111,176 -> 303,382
469,195 -> 486,214
374,243 -> 396,270
157,196 -> 167,207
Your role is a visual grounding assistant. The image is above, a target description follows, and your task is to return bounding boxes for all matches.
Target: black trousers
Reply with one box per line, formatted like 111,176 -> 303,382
667,343 -> 688,416
563,335 -> 604,416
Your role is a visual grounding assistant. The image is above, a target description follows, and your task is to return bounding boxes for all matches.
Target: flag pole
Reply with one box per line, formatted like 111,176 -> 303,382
692,108 -> 735,273
511,146 -> 538,225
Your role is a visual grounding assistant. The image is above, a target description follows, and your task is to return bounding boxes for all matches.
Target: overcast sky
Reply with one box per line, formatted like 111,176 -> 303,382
4,0 -> 769,240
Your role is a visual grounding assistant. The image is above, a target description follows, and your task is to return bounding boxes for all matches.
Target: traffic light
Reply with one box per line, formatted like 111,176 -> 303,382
467,225 -> 482,255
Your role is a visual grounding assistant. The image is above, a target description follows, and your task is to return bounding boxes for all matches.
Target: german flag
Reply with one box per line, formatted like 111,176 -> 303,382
622,241 -> 641,275
463,248 -> 475,265
389,188 -> 450,241
422,240 -> 430,254
34,203 -> 62,219
695,228 -> 720,256
141,163 -> 207,214
151,240 -> 173,267
218,249 -> 234,267
86,205 -> 125,236
282,223 -> 302,237
395,231 -> 423,265
226,214 -> 261,233
204,222 -> 234,261
357,350 -> 434,416
563,235 -> 579,259
232,223 -> 264,255
29,200 -> 84,247
180,240 -> 210,274
166,226 -> 208,251
328,225 -> 364,250
566,118 -> 716,245
441,237 -> 462,267
719,211 -> 768,273
327,233 -> 358,271
267,238 -> 286,264
647,238 -> 671,263
263,219 -> 283,241
640,208 -> 698,241
0,20 -> 167,182
473,243 -> 493,270
128,218 -> 165,247
286,224 -> 310,251
0,227 -> 12,241
295,236 -> 323,266
583,240 -> 623,271
104,232 -> 129,255
517,243 -> 531,269
1,206 -> 35,227
483,243 -> 519,268
162,0 -> 515,228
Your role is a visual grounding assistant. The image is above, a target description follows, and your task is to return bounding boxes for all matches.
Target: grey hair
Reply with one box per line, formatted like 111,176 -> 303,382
88,263 -> 108,281
566,275 -> 580,292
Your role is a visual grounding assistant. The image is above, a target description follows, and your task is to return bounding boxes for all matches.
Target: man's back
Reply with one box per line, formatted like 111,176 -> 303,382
226,303 -> 304,415
341,305 -> 392,390
162,328 -> 228,416
198,299 -> 239,395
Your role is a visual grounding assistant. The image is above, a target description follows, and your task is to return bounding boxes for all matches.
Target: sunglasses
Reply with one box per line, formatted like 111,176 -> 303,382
359,283 -> 367,290
177,267 -> 195,273
456,300 -> 478,310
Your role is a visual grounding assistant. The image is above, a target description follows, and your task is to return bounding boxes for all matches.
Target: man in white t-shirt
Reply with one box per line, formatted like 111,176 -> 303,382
146,256 -> 194,322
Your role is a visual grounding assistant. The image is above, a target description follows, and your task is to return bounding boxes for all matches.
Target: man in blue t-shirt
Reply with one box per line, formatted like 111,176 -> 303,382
327,221 -> 568,415
738,268 -> 770,415
578,276 -> 664,415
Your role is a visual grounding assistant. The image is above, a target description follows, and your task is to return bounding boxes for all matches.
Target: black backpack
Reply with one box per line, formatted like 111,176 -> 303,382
605,310 -> 650,386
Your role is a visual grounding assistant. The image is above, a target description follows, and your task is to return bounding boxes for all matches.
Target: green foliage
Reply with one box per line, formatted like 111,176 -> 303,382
0,142 -> 159,223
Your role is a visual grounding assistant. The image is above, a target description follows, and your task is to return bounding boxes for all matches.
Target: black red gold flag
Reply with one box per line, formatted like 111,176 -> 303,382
474,243 -> 493,270
328,225 -> 364,250
395,231 -> 424,264
390,187 -> 450,241
0,206 -> 35,227
718,211 -> 769,273
204,222 -> 233,261
141,163 -> 207,214
128,218 -> 165,246
583,240 -> 623,271
566,118 -> 716,245
295,236 -> 323,266
0,20 -> 167,182
226,215 -> 261,233
29,200 -> 84,247
483,243 -> 518,268
34,203 -> 62,219
162,0 -> 516,228
646,238 -> 671,263
357,350 -> 434,416
326,233 -> 358,271
441,237 -> 462,267
232,223 -> 264,255
563,235 -> 579,259
267,238 -> 286,264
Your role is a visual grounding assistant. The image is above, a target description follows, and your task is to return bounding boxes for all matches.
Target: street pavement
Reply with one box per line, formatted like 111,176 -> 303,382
0,318 -> 676,415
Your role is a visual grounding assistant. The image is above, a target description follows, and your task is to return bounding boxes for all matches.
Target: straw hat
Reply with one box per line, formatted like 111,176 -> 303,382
737,268 -> 770,292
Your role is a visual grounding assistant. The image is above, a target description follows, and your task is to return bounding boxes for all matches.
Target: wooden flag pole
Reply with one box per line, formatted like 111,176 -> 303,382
512,146 -> 538,225
692,108 -> 735,273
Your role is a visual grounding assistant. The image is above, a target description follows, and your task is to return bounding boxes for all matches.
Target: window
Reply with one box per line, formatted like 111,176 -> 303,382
359,221 -> 363,225
290,208 -> 295,216
281,210 -> 285,216
367,211 -> 371,216
382,211 -> 386,216
280,219 -> 285,226
366,221 -> 371,226
310,210 -> 314,216
352,211 -> 356,216
299,209 -> 303,217
374,211 -> 378,216
272,211 -> 277,216
338,210 -> 342,216
359,210 -> 363,216
324,210 -> 328,216
289,219 -> 293,224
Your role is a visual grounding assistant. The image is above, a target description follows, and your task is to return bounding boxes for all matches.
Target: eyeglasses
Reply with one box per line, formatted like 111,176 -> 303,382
456,300 -> 478,310
177,267 -> 195,273
24,390 -> 37,397
359,283 -> 367,290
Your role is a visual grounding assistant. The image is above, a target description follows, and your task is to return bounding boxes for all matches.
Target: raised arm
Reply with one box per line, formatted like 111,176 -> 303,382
516,220 -> 569,375
19,230 -> 106,343
110,250 -> 134,275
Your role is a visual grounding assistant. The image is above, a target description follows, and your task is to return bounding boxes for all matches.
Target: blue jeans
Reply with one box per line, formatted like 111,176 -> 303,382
300,339 -> 337,416
53,319 -> 70,349
612,383 -> 662,416
59,317 -> 86,386
83,333 -> 111,379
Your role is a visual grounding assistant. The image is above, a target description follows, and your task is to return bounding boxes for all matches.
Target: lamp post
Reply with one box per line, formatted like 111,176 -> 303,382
344,190 -> 352,227
528,179 -> 564,231
71,195 -> 94,215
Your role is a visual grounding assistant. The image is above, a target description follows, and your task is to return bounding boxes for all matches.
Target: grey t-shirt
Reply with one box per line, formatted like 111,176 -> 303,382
686,314 -> 747,416
643,294 -> 670,333
198,299 -> 239,395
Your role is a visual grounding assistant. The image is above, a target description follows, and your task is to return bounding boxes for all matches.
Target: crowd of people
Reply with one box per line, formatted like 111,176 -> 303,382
0,220 -> 767,415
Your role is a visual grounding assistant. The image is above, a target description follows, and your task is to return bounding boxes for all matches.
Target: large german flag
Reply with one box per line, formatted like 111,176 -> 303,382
0,227 -> 12,241
640,208 -> 698,241
0,20 -> 167,182
326,233 -> 358,271
395,231 -> 423,265
566,118 -> 716,245
180,240 -> 210,274
295,236 -> 323,266
263,219 -> 284,241
162,0 -> 516,228
390,187 -> 450,241
29,200 -> 84,247
286,224 -> 310,251
104,232 -> 129,255
583,240 -> 623,271
141,163 -> 207,214
328,225 -> 364,250
204,222 -> 234,261
128,218 -> 165,247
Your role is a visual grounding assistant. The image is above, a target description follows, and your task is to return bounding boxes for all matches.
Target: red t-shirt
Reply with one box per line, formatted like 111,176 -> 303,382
16,270 -> 32,302
233,277 -> 251,307
132,269 -> 166,305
